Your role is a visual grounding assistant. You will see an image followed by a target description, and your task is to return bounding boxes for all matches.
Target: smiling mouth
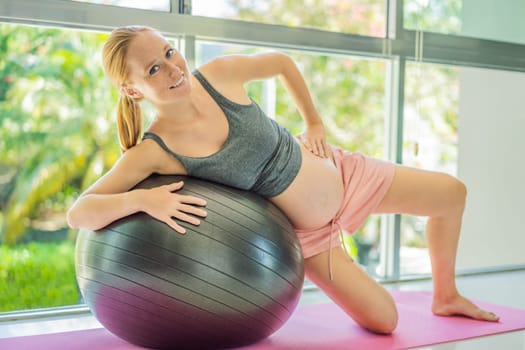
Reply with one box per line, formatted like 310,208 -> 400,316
169,73 -> 185,89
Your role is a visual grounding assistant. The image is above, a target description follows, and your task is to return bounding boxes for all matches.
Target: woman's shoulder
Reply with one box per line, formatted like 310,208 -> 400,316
197,56 -> 242,79
197,54 -> 270,81
197,52 -> 290,84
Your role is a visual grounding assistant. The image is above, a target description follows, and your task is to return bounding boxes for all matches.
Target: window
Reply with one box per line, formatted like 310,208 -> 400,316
404,0 -> 461,34
0,23 -> 117,312
404,0 -> 525,45
400,62 -> 459,275
192,0 -> 387,37
69,0 -> 172,11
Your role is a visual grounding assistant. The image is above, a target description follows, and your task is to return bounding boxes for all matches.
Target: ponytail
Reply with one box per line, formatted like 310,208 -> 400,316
101,25 -> 153,153
117,94 -> 142,153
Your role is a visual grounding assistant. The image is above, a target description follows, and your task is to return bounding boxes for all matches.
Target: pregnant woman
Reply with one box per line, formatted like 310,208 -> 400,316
67,25 -> 499,334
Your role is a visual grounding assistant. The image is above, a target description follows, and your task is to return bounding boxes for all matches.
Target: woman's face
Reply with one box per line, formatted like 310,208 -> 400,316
123,30 -> 191,105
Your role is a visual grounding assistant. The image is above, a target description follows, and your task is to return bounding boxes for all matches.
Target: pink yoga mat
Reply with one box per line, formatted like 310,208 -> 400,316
3,291 -> 525,350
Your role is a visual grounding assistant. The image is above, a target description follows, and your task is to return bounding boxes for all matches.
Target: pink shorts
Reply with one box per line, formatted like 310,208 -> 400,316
295,146 -> 395,259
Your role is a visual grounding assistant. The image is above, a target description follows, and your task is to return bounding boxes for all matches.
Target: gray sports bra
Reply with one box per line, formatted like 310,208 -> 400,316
142,70 -> 302,198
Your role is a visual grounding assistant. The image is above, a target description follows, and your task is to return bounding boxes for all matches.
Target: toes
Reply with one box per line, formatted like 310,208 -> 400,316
478,310 -> 500,322
464,307 -> 500,322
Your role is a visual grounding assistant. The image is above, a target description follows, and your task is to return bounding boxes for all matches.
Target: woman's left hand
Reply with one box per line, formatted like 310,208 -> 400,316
297,123 -> 328,158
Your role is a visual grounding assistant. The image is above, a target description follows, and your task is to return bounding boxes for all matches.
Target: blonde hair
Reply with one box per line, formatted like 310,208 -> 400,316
102,25 -> 153,152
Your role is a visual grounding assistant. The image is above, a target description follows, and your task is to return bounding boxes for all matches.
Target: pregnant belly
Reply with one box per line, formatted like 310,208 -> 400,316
271,145 -> 344,230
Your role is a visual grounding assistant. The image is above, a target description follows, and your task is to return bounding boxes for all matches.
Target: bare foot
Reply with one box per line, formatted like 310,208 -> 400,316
432,294 -> 500,322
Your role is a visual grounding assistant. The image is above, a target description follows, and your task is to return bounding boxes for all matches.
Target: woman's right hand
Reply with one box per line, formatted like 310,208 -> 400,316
141,181 -> 207,234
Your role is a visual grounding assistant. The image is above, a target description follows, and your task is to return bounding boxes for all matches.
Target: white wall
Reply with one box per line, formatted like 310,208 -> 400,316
457,67 -> 525,269
457,0 -> 525,269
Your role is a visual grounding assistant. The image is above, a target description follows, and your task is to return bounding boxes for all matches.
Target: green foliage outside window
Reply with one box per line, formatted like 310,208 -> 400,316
404,0 -> 461,34
0,24 -> 120,311
0,24 -> 119,246
0,242 -> 79,312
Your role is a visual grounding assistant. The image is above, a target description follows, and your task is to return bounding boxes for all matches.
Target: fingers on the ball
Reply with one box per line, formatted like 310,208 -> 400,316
168,219 -> 186,234
166,181 -> 184,191
173,211 -> 201,226
180,204 -> 207,218
182,195 -> 207,206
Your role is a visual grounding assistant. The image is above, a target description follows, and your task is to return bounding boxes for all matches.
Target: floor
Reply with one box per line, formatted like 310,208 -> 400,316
1,270 -> 524,349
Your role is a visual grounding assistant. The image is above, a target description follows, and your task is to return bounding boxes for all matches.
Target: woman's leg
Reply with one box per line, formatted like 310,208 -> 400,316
304,246 -> 398,334
373,165 -> 499,321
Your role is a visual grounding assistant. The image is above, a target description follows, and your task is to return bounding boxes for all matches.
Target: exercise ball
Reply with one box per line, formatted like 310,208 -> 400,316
75,174 -> 304,349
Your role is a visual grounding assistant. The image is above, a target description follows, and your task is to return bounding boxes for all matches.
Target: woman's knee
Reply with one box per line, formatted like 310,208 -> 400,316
444,175 -> 467,212
360,293 -> 398,334
369,315 -> 398,335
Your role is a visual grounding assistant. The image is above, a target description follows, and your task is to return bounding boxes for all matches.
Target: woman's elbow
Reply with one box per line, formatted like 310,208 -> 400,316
66,206 -> 81,229
67,198 -> 89,229
277,52 -> 295,70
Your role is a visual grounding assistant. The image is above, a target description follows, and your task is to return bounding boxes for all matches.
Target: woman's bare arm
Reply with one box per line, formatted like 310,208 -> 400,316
203,53 -> 328,157
67,142 -> 206,233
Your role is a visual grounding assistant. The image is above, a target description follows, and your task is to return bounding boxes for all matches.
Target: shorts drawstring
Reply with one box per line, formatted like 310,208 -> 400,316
328,216 -> 351,281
